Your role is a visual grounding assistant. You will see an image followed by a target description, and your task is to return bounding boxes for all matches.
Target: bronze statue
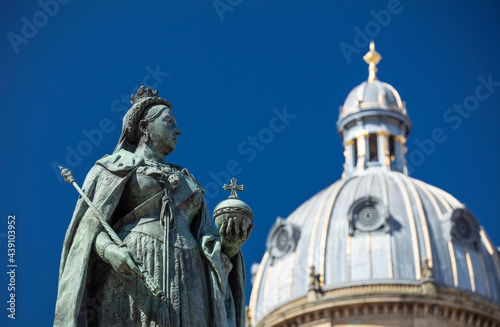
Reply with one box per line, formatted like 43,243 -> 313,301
54,84 -> 252,327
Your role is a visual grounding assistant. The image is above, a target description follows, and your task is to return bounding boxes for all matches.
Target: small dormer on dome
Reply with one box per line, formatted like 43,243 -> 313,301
337,42 -> 412,178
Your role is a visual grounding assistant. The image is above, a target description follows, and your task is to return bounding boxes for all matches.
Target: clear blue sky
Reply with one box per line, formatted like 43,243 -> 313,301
1,0 -> 499,325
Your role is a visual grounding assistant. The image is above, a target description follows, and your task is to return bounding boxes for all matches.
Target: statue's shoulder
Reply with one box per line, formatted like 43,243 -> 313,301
168,162 -> 185,171
96,150 -> 144,173
168,163 -> 205,194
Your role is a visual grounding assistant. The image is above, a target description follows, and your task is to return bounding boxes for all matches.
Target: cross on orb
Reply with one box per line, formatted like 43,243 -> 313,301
223,178 -> 244,199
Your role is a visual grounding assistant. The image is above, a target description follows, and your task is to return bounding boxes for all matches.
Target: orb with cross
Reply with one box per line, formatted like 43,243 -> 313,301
213,178 -> 253,233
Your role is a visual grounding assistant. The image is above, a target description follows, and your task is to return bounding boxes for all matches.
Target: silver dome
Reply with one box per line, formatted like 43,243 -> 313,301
249,168 -> 500,324
341,80 -> 406,118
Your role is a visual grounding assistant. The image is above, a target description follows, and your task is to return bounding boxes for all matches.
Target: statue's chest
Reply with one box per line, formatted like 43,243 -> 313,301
118,165 -> 205,248
122,165 -> 203,216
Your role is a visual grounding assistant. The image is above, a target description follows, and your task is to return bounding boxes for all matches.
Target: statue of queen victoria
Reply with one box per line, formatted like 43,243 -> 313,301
54,85 -> 252,327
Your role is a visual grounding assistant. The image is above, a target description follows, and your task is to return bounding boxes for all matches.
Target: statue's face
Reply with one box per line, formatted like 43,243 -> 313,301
148,108 -> 181,156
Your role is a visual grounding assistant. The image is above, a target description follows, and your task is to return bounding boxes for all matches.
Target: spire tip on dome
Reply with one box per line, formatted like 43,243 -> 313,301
363,41 -> 382,82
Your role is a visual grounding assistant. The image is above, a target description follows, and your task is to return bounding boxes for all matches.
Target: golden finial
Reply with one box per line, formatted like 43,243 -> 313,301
363,41 -> 382,82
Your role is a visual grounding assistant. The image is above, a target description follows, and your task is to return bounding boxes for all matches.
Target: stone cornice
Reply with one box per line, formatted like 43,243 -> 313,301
252,283 -> 500,327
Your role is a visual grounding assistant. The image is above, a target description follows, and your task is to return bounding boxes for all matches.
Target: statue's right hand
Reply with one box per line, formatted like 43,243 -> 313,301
104,245 -> 144,278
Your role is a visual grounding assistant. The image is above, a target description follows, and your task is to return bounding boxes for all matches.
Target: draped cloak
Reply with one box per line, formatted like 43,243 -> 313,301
54,150 -> 246,327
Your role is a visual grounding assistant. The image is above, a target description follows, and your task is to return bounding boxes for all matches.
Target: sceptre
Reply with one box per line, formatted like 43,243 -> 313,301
58,166 -> 170,326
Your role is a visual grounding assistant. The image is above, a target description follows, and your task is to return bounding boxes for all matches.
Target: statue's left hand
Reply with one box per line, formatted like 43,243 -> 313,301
219,217 -> 254,259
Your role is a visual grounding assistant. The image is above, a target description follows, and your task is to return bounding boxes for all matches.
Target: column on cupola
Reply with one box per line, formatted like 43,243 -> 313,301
355,131 -> 369,172
342,139 -> 356,177
376,130 -> 391,168
394,135 -> 407,173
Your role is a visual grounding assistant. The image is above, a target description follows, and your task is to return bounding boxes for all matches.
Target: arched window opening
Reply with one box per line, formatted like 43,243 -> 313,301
389,135 -> 395,165
369,134 -> 378,162
353,139 -> 358,167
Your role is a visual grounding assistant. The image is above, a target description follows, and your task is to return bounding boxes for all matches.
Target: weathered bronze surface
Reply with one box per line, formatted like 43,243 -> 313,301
54,84 -> 252,327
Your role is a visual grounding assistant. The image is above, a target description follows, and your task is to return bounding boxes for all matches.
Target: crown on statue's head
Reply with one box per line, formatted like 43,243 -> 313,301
130,83 -> 159,104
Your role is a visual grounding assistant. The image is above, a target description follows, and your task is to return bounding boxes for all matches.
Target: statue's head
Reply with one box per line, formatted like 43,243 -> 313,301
114,84 -> 180,155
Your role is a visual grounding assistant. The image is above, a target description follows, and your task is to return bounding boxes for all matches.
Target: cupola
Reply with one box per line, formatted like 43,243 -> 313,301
337,42 -> 412,177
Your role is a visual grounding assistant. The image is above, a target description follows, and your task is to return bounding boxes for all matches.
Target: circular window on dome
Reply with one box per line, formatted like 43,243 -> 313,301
266,218 -> 299,260
275,228 -> 289,251
447,208 -> 479,246
348,196 -> 389,234
354,203 -> 380,229
454,216 -> 472,240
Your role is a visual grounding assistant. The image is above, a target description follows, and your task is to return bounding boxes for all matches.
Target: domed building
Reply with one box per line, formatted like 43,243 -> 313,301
248,42 -> 500,327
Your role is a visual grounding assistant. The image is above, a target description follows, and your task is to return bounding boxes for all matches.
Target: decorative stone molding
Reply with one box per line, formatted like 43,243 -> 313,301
252,283 -> 500,327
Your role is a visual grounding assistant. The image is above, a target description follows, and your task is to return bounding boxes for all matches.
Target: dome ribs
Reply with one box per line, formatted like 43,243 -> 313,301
389,173 -> 422,280
318,177 -> 351,286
